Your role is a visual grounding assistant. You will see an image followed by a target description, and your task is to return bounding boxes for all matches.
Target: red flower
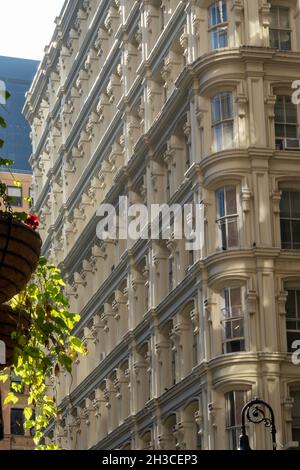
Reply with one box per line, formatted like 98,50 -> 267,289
24,213 -> 39,231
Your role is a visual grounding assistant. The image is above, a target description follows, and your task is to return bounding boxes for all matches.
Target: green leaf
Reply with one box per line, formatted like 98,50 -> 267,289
0,116 -> 6,128
70,336 -> 86,354
4,392 -> 19,405
24,407 -> 33,420
24,420 -> 35,429
0,139 -> 4,148
0,373 -> 9,383
0,158 -> 14,166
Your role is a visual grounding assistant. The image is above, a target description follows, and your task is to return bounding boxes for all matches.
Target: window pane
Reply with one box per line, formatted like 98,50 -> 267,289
270,30 -> 279,49
221,221 -> 227,249
226,186 -> 237,215
221,93 -> 233,120
230,287 -> 241,309
275,97 -> 284,122
270,7 -> 278,29
287,332 -> 300,352
218,188 -> 225,217
209,4 -> 217,27
223,122 -> 234,149
275,124 -> 285,137
212,95 -> 221,123
210,30 -> 218,49
213,125 -> 222,152
227,219 -> 239,247
232,319 -> 244,338
285,125 -> 298,138
279,8 -> 290,29
223,288 -> 230,310
291,191 -> 300,218
280,31 -> 291,50
219,28 -> 228,48
292,220 -> 300,248
280,191 -> 290,218
7,186 -> 22,197
286,290 -> 296,317
291,390 -> 300,444
10,409 -> 25,436
285,98 -> 297,123
280,219 -> 292,249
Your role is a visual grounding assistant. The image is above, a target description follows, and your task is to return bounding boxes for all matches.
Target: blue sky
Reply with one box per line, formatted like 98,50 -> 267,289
0,0 -> 65,60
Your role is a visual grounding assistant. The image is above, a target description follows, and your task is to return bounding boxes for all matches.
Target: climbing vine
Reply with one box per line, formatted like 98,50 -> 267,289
0,257 -> 86,449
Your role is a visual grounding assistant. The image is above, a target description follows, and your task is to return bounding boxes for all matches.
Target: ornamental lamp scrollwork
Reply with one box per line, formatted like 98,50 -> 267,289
239,397 -> 277,450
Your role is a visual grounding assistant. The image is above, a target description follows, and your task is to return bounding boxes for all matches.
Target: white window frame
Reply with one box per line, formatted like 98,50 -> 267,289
280,189 -> 300,250
208,0 -> 229,50
274,95 -> 299,150
225,390 -> 247,450
221,287 -> 245,354
211,92 -> 235,152
216,185 -> 239,251
285,288 -> 300,352
269,5 -> 292,51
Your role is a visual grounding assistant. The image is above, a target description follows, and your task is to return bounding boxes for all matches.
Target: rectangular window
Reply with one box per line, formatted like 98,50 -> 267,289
216,186 -> 239,250
225,390 -> 246,450
212,92 -> 234,152
280,191 -> 300,250
7,186 -> 22,207
291,390 -> 300,445
275,96 -> 298,150
208,1 -> 228,50
221,287 -> 245,353
10,408 -> 25,436
270,6 -> 292,51
285,289 -> 300,352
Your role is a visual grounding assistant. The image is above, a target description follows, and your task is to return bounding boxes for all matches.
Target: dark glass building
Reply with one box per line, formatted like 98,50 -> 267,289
0,56 -> 39,172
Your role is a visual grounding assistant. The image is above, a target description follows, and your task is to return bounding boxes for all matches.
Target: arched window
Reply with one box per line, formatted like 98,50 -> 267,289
221,287 -> 245,353
270,6 -> 292,51
280,190 -> 300,249
216,186 -> 239,250
208,1 -> 228,50
211,92 -> 234,152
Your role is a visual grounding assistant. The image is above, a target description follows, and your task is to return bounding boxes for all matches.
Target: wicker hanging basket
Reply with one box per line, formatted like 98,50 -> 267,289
0,217 -> 42,304
0,304 -> 31,369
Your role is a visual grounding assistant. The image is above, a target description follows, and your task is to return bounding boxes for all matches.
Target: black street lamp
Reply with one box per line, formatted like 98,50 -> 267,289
239,397 -> 277,450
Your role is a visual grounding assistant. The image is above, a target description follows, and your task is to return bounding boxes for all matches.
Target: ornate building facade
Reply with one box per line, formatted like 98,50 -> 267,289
24,0 -> 300,450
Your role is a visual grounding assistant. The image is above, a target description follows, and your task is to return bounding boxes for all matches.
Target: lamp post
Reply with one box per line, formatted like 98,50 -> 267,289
239,397 -> 277,450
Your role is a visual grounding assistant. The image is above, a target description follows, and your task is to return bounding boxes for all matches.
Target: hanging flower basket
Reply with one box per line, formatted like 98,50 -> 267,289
0,304 -> 31,369
0,217 -> 42,304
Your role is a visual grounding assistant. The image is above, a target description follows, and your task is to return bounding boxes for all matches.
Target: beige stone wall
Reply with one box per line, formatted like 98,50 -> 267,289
24,0 -> 300,450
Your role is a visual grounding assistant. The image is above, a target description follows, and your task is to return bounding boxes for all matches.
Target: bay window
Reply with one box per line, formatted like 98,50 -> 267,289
270,6 -> 292,51
211,92 -> 234,152
208,1 -> 228,50
225,390 -> 247,450
221,287 -> 245,353
216,186 -> 239,250
280,190 -> 300,249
